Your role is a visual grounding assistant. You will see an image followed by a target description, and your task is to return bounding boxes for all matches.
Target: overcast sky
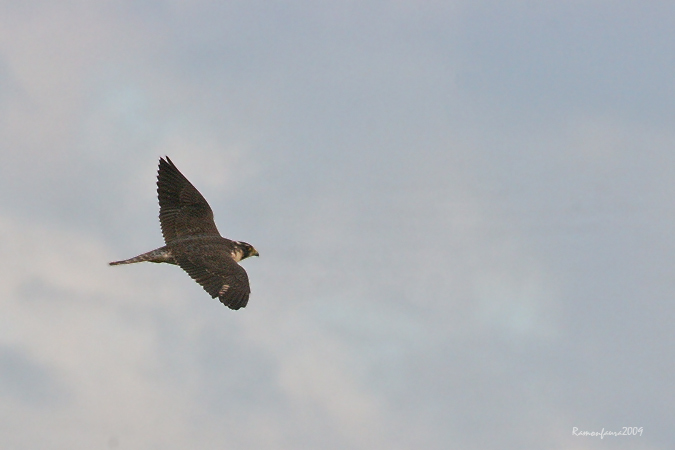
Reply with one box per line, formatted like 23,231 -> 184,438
1,1 -> 674,449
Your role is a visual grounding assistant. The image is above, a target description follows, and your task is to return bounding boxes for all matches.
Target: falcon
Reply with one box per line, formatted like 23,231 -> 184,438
110,156 -> 258,310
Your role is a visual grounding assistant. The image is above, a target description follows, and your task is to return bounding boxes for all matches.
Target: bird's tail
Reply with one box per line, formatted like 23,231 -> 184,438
109,246 -> 174,266
109,254 -> 150,265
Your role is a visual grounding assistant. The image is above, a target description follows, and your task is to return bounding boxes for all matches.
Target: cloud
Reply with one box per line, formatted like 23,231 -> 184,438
0,1 -> 673,449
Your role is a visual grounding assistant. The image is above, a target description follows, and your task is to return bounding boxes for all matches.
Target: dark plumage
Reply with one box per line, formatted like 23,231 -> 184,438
110,157 -> 258,310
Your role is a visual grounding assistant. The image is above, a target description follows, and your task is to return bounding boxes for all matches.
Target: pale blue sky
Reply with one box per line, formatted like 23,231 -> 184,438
1,1 -> 673,449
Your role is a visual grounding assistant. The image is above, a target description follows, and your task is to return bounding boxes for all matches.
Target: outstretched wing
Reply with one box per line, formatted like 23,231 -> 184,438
157,156 -> 221,243
176,253 -> 251,310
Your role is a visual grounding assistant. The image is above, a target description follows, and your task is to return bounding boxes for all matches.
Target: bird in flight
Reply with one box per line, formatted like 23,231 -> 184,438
110,156 -> 258,310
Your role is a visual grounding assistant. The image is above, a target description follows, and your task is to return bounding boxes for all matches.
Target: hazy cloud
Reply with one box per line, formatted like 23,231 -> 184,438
0,1 -> 673,449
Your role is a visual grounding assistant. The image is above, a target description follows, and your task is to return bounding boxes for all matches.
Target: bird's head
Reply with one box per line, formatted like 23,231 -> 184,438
234,241 -> 259,261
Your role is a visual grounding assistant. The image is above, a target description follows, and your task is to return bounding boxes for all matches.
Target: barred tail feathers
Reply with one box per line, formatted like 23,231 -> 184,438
109,246 -> 174,266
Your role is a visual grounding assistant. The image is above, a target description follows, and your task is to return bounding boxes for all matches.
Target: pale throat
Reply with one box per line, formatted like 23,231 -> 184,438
230,248 -> 244,262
